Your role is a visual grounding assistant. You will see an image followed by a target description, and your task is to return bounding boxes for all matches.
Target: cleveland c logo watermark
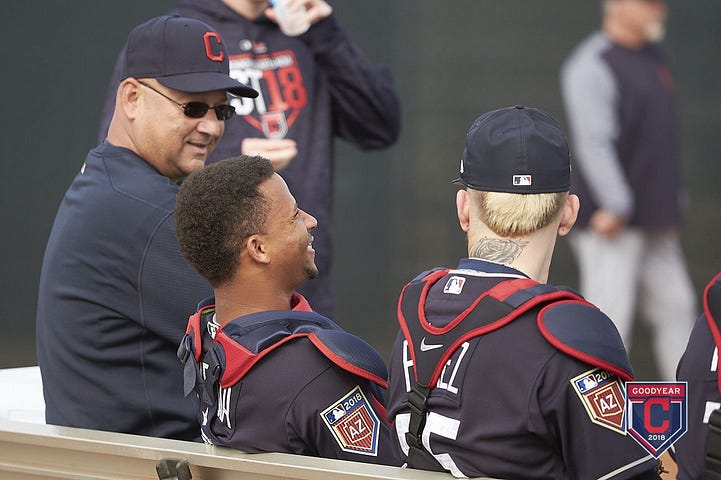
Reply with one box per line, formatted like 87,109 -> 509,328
625,382 -> 687,458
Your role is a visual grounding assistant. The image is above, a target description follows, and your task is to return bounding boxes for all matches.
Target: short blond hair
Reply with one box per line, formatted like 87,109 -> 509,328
470,189 -> 567,237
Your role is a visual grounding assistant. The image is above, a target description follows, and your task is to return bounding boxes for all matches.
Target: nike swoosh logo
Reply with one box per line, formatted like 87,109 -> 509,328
420,337 -> 443,352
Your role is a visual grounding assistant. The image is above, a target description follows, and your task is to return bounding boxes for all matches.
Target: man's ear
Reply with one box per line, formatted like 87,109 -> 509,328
457,189 -> 471,233
117,79 -> 142,119
245,234 -> 271,265
558,194 -> 580,237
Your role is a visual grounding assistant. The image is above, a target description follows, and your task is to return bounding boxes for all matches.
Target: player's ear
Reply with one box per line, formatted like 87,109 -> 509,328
245,234 -> 271,265
456,189 -> 471,232
558,193 -> 579,237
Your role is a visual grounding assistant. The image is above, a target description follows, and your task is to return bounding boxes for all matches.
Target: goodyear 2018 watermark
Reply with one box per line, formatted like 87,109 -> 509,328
625,382 -> 687,458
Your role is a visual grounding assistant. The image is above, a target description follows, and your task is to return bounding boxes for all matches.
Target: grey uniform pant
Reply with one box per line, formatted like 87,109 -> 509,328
569,228 -> 696,381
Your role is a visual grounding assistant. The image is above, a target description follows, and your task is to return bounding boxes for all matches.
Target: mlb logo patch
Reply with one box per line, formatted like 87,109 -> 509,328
513,175 -> 532,186
443,276 -> 466,295
571,368 -> 626,434
321,386 -> 380,456
625,382 -> 687,458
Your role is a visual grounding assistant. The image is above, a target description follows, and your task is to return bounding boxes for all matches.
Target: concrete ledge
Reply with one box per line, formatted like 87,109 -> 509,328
0,419 -> 497,480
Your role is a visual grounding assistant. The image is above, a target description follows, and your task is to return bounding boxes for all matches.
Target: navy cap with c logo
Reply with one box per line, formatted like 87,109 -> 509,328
120,15 -> 258,98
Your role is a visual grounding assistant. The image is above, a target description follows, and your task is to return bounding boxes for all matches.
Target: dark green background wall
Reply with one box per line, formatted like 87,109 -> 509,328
2,1 -> 720,380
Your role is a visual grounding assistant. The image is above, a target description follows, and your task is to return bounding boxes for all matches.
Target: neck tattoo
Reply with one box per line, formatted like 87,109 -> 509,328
469,236 -> 529,264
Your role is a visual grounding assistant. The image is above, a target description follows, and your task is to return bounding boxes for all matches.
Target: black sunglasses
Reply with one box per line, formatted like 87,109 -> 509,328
138,81 -> 236,121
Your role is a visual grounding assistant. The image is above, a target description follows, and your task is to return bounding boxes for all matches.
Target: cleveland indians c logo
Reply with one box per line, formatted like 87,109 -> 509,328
203,32 -> 225,62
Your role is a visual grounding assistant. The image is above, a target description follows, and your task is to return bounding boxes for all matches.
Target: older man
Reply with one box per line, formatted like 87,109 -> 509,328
36,15 -> 257,441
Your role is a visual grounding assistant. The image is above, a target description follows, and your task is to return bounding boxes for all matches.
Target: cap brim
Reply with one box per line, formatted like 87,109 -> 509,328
452,177 -> 468,187
158,72 -> 258,98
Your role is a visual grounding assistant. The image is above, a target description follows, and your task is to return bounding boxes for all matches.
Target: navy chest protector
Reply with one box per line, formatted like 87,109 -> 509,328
178,305 -> 388,405
398,269 -> 635,471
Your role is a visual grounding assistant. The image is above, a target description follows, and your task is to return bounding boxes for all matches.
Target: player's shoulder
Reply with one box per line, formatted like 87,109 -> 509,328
538,300 -> 634,381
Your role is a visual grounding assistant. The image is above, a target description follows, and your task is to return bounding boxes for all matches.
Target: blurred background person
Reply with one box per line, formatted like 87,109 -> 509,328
560,0 -> 695,381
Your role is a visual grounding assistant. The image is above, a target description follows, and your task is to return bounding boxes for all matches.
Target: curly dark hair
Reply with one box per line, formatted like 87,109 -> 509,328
175,155 -> 274,287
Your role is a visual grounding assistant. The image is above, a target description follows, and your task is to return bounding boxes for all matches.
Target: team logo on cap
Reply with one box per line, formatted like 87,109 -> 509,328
321,386 -> 380,456
203,32 -> 225,62
513,175 -> 532,186
625,382 -> 687,458
571,368 -> 626,434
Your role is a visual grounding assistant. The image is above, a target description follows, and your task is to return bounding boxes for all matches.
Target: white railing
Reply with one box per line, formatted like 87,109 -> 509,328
0,419 -> 493,480
0,366 -> 499,480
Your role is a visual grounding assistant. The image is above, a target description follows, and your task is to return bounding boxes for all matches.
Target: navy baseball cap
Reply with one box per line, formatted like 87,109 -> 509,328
120,15 -> 258,98
454,105 -> 571,193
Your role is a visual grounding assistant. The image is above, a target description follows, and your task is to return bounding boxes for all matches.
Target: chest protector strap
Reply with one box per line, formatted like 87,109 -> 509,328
178,307 -> 388,407
399,270 -> 586,389
177,305 -> 222,404
397,269 -> 613,471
